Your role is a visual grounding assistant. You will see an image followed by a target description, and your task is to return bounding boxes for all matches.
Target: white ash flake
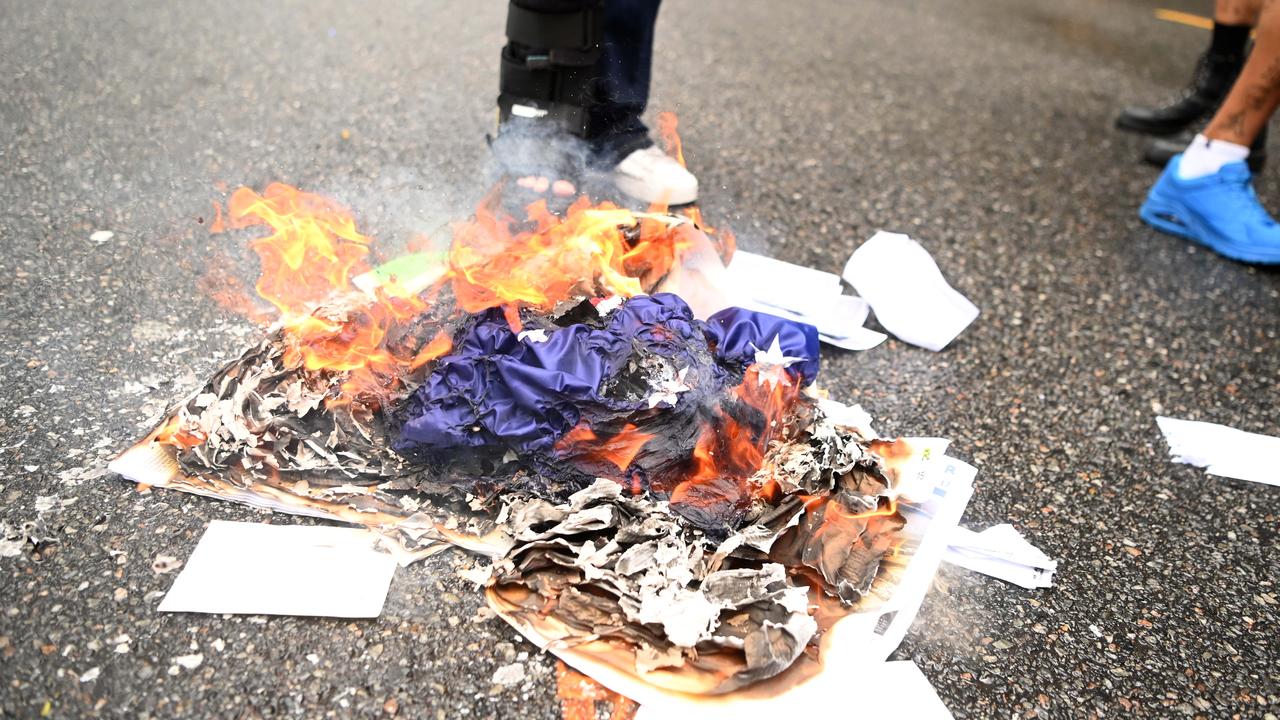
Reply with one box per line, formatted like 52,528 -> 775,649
89,230 -> 114,244
173,653 -> 204,670
646,366 -> 692,409
491,662 -> 526,686
57,464 -> 110,485
491,479 -> 823,688
79,667 -> 101,682
457,563 -> 492,586
0,534 -> 23,559
151,554 -> 183,574
595,295 -> 624,315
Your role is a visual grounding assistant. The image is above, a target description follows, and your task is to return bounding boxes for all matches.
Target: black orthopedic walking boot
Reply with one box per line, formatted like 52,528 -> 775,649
1116,50 -> 1245,135
1142,125 -> 1268,174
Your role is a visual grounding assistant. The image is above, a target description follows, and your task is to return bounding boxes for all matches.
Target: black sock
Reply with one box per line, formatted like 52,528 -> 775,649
1210,22 -> 1250,57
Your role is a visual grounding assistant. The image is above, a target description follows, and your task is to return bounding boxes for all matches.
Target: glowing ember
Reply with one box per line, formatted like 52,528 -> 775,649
150,415 -> 205,450
556,661 -> 638,720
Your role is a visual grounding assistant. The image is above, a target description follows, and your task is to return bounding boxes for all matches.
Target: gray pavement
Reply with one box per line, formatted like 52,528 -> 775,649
2,0 -> 1278,717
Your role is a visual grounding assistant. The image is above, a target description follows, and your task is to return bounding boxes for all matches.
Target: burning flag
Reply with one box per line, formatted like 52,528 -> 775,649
111,168 -> 975,704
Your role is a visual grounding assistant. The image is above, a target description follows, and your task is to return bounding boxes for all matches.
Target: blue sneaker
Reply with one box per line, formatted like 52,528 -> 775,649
1140,155 -> 1280,264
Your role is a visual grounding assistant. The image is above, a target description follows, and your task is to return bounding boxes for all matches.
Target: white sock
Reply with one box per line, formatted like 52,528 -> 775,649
1177,133 -> 1250,180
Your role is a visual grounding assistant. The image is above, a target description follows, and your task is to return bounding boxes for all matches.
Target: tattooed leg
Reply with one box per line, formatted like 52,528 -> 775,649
1206,0 -> 1280,144
1215,0 -> 1264,25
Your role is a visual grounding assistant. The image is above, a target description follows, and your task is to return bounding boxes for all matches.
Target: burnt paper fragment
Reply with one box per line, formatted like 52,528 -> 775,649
487,479 -> 818,694
771,494 -> 906,604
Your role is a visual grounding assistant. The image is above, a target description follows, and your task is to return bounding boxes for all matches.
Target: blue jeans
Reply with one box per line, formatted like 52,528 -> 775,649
589,0 -> 662,164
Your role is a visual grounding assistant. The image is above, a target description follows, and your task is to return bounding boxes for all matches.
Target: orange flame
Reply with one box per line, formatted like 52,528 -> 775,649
186,168 -> 746,464
682,205 -> 736,262
150,415 -> 205,449
657,111 -> 685,168
449,197 -> 681,331
410,330 -> 454,371
227,183 -> 373,319
668,364 -> 802,517
206,183 -> 450,405
555,422 -> 655,472
651,113 -> 735,261
202,181 -> 697,411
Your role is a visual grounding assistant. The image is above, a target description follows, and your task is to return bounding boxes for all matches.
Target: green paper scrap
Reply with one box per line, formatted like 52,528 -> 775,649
352,251 -> 448,295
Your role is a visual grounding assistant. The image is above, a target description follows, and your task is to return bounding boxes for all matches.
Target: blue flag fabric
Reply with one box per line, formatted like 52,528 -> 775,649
703,307 -> 821,385
393,294 -> 819,458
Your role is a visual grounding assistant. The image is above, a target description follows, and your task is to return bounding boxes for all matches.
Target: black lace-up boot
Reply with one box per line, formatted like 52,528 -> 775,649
1117,50 -> 1245,135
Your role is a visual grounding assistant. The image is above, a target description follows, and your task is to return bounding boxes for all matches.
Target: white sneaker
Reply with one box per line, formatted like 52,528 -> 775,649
612,145 -> 699,205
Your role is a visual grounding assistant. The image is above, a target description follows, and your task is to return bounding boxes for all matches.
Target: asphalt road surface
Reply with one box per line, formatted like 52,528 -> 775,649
2,0 -> 1278,717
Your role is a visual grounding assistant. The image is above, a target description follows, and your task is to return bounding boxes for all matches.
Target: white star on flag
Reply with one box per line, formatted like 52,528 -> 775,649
752,336 -> 805,387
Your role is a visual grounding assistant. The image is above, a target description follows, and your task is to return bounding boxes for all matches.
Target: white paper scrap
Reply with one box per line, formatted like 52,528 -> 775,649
816,398 -> 879,438
632,661 -> 953,720
1156,416 -> 1280,487
725,251 -> 887,350
158,520 -> 397,617
944,524 -> 1056,589
817,327 -> 889,352
745,296 -> 887,351
842,231 -> 979,352
726,250 -> 843,316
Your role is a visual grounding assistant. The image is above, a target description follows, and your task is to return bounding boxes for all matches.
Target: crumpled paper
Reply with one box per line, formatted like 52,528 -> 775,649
724,251 -> 888,351
842,231 -> 978,352
1156,416 -> 1280,487
943,524 -> 1056,589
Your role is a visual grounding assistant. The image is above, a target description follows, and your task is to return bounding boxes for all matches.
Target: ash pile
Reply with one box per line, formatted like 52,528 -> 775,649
112,183 -> 973,699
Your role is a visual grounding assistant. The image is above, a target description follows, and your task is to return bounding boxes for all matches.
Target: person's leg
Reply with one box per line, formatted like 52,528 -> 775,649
1138,1 -> 1280,264
1216,0 -> 1262,25
497,0 -> 695,205
495,0 -> 603,199
1116,0 -> 1256,135
1140,126 -> 1267,173
594,0 -> 697,204
588,0 -> 662,165
1202,3 -> 1280,147
1175,0 -> 1280,179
